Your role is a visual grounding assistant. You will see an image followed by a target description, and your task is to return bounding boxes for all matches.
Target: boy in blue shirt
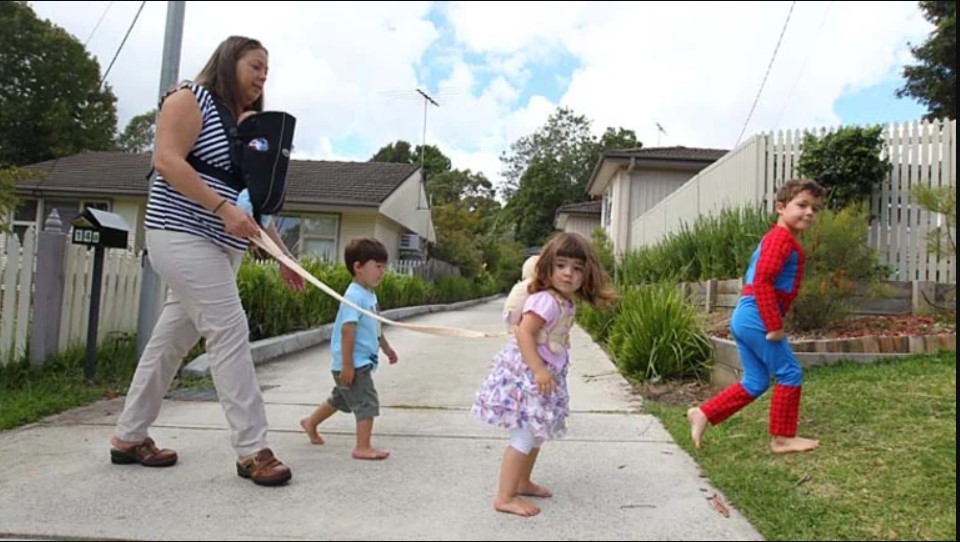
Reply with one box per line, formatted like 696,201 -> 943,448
300,237 -> 399,460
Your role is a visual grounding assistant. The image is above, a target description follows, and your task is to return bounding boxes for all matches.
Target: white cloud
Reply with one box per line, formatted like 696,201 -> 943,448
29,0 -> 934,190
448,1 -> 933,151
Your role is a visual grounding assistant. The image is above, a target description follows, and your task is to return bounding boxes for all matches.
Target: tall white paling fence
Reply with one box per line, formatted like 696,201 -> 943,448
629,118 -> 956,284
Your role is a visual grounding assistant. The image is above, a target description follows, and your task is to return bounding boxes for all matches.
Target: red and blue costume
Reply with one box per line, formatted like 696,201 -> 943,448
700,225 -> 806,437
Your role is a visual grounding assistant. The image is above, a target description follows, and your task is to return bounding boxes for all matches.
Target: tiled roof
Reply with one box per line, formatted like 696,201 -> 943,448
602,146 -> 729,162
556,200 -> 601,215
17,151 -> 420,206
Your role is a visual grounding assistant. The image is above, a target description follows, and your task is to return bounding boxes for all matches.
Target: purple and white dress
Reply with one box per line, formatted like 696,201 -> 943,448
472,290 -> 576,440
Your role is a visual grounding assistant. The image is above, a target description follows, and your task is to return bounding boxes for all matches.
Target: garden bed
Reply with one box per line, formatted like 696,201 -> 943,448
696,308 -> 956,389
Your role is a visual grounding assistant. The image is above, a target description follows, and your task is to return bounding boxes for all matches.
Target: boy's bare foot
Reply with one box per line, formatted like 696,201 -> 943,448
351,447 -> 390,460
770,436 -> 820,454
299,418 -> 324,445
687,407 -> 708,449
494,496 -> 540,517
517,481 -> 553,498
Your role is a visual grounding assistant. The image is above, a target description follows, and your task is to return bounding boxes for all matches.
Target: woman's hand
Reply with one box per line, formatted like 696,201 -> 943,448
217,203 -> 260,239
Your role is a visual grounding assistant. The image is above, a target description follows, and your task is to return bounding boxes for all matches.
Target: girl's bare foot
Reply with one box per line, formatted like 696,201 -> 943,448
770,436 -> 820,454
517,481 -> 553,498
351,447 -> 390,460
299,418 -> 324,445
686,407 -> 708,449
494,496 -> 540,517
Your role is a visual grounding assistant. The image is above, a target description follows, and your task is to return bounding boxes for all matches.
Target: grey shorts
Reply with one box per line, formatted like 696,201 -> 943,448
327,365 -> 380,421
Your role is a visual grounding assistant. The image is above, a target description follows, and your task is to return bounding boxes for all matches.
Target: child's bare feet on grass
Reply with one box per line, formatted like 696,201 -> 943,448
686,407 -> 708,449
517,481 -> 552,498
351,447 -> 390,460
494,496 -> 540,517
299,418 -> 324,445
770,436 -> 820,454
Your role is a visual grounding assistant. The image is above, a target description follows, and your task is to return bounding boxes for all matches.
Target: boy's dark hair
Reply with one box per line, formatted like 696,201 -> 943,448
776,179 -> 827,205
344,237 -> 389,276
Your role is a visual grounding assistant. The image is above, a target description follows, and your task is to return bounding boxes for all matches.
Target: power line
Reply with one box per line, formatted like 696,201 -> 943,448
773,1 -> 834,130
84,1 -> 115,47
99,0 -> 147,90
735,0 -> 797,147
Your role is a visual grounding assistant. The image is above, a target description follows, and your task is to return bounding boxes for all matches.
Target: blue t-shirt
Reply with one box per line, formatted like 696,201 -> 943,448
331,282 -> 381,372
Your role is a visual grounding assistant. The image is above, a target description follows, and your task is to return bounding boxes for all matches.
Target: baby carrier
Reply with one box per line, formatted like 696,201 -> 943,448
148,83 -> 297,225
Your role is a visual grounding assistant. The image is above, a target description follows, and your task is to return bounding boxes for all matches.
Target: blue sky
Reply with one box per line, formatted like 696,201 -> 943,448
31,1 -> 937,186
834,77 -> 928,127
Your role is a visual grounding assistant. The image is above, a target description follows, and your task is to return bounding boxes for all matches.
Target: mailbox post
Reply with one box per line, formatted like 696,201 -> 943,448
70,208 -> 131,382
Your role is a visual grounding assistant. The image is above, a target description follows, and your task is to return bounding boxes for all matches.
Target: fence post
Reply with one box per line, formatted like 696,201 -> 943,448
705,279 -> 718,313
912,280 -> 937,315
29,210 -> 68,367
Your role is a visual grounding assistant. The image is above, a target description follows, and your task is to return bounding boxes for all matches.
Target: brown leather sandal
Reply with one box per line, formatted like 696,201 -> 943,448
236,448 -> 292,486
110,437 -> 178,467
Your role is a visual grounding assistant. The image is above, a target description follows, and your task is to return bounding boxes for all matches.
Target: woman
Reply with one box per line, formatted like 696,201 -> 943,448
109,36 -> 303,487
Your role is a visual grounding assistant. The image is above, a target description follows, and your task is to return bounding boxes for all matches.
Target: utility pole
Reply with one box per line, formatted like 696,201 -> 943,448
136,1 -> 185,357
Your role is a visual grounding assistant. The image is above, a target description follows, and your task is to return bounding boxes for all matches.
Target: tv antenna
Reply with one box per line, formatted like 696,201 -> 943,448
415,89 -> 439,209
655,122 -> 668,147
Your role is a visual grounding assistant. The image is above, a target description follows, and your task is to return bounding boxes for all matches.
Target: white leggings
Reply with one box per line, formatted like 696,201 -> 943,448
509,427 -> 545,455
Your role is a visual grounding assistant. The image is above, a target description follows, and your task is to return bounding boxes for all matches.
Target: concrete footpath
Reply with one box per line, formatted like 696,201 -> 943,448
0,299 -> 762,541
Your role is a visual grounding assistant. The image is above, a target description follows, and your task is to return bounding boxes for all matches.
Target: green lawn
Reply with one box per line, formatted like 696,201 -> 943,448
647,351 -> 956,541
0,337 -> 209,431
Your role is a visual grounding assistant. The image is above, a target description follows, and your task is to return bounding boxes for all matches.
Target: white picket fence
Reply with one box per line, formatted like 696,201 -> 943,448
390,260 -> 424,276
0,228 -> 142,365
629,118 -> 956,284
0,228 -> 36,364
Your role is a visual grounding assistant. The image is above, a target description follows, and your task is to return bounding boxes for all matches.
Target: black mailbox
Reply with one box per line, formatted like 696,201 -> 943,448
68,207 -> 131,382
70,208 -> 130,249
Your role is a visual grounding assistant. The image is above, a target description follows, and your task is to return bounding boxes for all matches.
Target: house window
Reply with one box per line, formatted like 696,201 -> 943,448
44,199 -> 109,232
11,198 -> 39,242
274,213 -> 339,262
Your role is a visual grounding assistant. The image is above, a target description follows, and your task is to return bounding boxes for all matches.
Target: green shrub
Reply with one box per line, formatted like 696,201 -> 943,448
605,283 -> 711,382
238,256 -> 499,341
789,203 -> 888,331
619,204 -> 771,285
576,300 -> 620,344
796,124 -> 891,211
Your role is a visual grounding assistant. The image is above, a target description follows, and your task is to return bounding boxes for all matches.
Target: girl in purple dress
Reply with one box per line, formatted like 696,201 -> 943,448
473,232 -> 616,517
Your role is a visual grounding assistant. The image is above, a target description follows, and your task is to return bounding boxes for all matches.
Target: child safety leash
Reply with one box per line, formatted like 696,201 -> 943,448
250,230 -> 507,339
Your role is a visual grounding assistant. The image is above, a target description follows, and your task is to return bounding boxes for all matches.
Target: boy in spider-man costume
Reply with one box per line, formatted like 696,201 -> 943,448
688,179 -> 826,454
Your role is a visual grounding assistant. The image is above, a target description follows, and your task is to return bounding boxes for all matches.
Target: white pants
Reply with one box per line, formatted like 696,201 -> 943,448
510,427 -> 545,455
114,230 -> 269,457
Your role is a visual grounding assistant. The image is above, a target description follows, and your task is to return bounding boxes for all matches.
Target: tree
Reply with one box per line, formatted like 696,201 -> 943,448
499,107 -> 596,201
426,168 -> 497,211
796,125 -> 890,211
425,169 -> 504,277
896,1 -> 956,120
116,109 -> 156,153
370,140 -> 451,179
0,1 -> 119,168
506,156 -> 580,247
500,107 -> 639,245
